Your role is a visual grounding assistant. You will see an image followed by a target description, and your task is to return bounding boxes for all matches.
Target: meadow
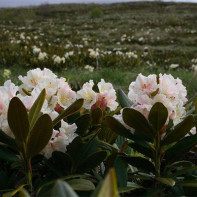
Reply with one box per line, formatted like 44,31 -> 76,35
0,1 -> 197,96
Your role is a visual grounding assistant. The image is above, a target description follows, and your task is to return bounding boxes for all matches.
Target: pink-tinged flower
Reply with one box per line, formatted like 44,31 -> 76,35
41,121 -> 77,159
77,80 -> 97,110
125,73 -> 188,128
57,82 -> 76,109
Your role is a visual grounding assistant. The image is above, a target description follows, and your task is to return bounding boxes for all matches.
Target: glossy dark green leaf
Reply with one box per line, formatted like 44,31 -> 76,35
91,168 -> 119,197
165,134 -> 197,164
170,166 -> 197,177
91,107 -> 103,125
105,116 -> 134,140
128,142 -> 154,159
120,156 -> 155,173
0,129 -> 18,150
26,114 -> 53,158
8,97 -> 29,144
75,114 -> 91,136
0,145 -> 19,162
168,161 -> 194,170
162,115 -> 194,145
122,108 -> 155,139
117,88 -> 133,108
53,99 -> 84,126
68,179 -> 95,191
19,188 -> 31,197
119,182 -> 143,193
77,151 -> 107,173
51,180 -> 78,197
114,157 -> 128,187
148,102 -> 168,132
52,151 -> 72,173
28,89 -> 46,131
177,179 -> 197,187
155,177 -> 175,187
66,136 -> 83,162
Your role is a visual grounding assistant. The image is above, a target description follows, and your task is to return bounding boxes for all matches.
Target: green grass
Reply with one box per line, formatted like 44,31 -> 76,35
1,65 -> 196,98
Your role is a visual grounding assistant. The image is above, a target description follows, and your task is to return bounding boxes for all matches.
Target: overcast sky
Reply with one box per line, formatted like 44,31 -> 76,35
0,0 -> 197,8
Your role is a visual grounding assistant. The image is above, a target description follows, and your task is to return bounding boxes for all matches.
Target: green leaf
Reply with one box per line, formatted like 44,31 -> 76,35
8,97 -> 29,144
68,179 -> 95,191
92,168 -> 119,197
91,107 -> 103,124
117,89 -> 133,108
155,177 -> 175,187
51,180 -> 78,197
105,116 -> 134,140
66,136 -> 83,162
120,156 -> 155,173
170,166 -> 197,177
53,99 -> 84,126
122,108 -> 155,139
177,179 -> 197,187
0,145 -> 19,162
148,102 -> 168,132
26,114 -> 53,158
168,161 -> 194,169
165,134 -> 197,164
28,89 -> 46,132
162,115 -> 194,145
128,142 -> 154,159
52,151 -> 72,173
19,188 -> 31,197
3,184 -> 26,197
114,156 -> 128,187
119,182 -> 143,193
77,151 -> 107,173
75,114 -> 91,136
0,129 -> 18,150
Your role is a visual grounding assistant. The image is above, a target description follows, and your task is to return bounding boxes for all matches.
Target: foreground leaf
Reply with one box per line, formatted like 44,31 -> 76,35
105,116 -> 134,140
51,180 -> 78,197
68,179 -> 95,191
91,168 -> 119,197
0,129 -> 18,150
148,102 -> 168,132
8,97 -> 29,144
122,108 -> 154,139
26,114 -> 53,158
120,156 -> 155,173
28,89 -> 46,131
165,134 -> 197,164
53,99 -> 84,126
117,89 -> 133,108
162,115 -> 194,145
155,177 -> 175,187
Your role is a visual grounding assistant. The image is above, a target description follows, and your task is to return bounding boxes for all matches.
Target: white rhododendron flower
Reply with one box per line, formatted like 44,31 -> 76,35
115,73 -> 188,131
57,82 -> 76,108
38,52 -> 47,61
77,80 -> 97,110
77,79 -> 118,111
41,121 -> 78,159
0,80 -> 18,137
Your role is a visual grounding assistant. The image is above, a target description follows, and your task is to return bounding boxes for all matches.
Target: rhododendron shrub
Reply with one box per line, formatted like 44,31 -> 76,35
0,68 -> 197,197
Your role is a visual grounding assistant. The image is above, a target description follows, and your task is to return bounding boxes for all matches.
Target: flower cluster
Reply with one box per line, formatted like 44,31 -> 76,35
115,73 -> 188,133
77,79 -> 118,111
0,68 -> 118,158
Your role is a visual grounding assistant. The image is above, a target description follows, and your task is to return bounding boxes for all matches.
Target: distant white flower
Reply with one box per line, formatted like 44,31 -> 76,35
38,52 -> 47,61
84,65 -> 94,72
169,64 -> 179,69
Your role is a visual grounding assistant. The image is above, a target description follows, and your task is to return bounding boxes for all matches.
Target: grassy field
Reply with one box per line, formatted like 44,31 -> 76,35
0,1 -> 197,97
